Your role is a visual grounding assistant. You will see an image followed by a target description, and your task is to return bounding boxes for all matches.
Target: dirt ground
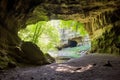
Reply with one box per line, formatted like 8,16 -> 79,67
0,54 -> 120,80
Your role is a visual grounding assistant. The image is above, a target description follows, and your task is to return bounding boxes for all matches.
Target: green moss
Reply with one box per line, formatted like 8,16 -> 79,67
27,6 -> 48,25
0,56 -> 9,69
91,24 -> 120,55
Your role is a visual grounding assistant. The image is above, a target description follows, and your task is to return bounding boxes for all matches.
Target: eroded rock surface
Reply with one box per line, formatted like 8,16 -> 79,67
21,42 -> 48,65
0,0 -> 120,68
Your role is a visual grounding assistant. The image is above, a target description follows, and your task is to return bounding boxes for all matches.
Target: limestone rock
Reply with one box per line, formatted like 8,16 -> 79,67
0,0 -> 120,69
44,53 -> 55,63
21,42 -> 48,65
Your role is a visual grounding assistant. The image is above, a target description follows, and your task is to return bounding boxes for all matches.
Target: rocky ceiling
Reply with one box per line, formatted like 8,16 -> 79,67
0,0 -> 120,69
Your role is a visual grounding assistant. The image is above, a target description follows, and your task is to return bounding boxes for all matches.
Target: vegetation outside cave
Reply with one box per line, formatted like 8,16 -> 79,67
18,20 -> 90,57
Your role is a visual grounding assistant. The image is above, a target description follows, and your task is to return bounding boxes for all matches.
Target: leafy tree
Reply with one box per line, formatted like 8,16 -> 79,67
18,21 -> 60,53
59,20 -> 87,36
18,20 -> 88,53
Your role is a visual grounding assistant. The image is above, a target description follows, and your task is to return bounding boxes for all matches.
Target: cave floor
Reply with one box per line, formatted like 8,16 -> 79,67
0,54 -> 120,80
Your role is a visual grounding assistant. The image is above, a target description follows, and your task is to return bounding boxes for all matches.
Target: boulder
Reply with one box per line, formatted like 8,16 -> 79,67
45,53 -> 55,63
21,42 -> 48,65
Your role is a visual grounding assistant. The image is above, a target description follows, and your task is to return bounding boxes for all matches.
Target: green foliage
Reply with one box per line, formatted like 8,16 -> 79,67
18,24 -> 35,41
77,23 -> 87,36
60,20 -> 74,29
18,20 -> 88,53
59,20 -> 87,36
18,21 -> 60,53
32,21 -> 46,43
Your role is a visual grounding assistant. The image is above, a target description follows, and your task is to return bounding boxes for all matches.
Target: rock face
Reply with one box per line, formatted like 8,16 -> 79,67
44,53 -> 55,63
91,22 -> 120,55
21,42 -> 48,65
0,0 -> 120,68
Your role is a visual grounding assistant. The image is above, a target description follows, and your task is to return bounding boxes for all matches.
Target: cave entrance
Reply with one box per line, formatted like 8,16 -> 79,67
18,20 -> 91,62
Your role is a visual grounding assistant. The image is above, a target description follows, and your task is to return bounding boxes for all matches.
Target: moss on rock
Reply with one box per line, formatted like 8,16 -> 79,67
0,0 -> 120,69
91,22 -> 120,55
21,41 -> 48,65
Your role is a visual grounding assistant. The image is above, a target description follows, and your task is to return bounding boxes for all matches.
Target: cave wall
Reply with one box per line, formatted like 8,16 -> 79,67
0,0 -> 120,69
31,0 -> 120,54
0,0 -> 48,69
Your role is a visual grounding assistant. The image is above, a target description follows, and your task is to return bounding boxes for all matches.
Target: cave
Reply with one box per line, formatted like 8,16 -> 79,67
0,0 -> 120,80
